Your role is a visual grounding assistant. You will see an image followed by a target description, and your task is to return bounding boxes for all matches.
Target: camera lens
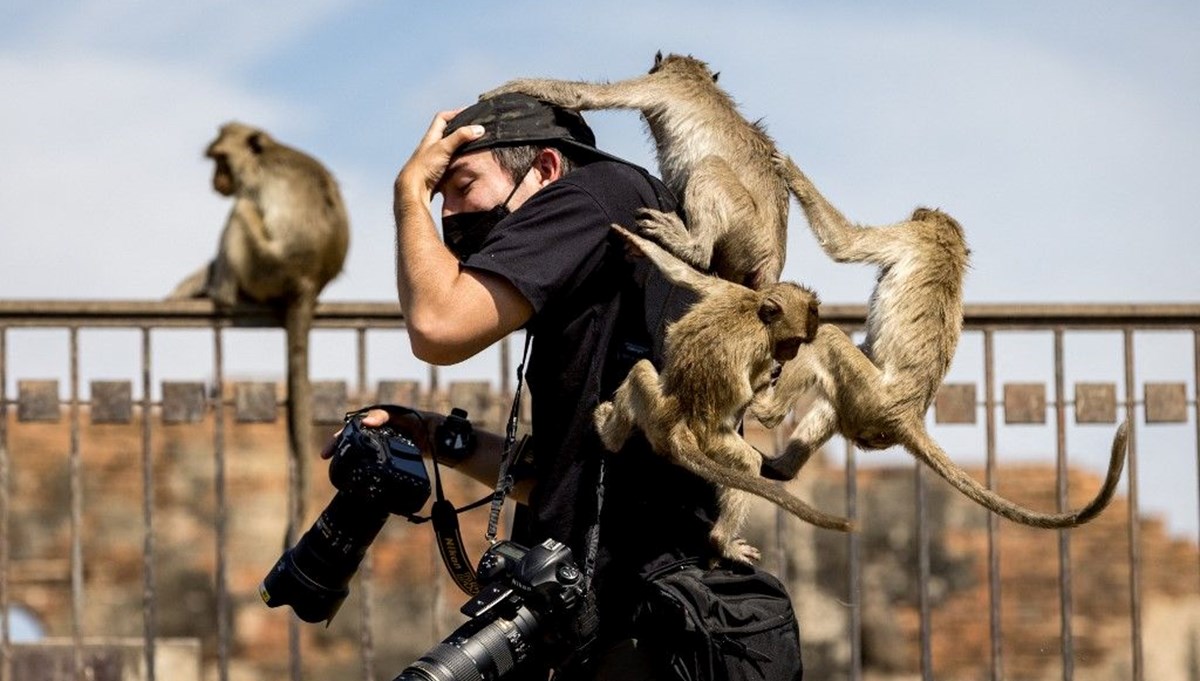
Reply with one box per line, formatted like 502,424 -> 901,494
260,492 -> 388,623
393,606 -> 540,681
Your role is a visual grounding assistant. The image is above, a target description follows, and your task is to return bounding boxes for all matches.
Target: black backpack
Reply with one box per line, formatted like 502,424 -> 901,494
634,560 -> 804,681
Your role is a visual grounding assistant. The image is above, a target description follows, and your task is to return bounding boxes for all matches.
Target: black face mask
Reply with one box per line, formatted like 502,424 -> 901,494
441,170 -> 527,261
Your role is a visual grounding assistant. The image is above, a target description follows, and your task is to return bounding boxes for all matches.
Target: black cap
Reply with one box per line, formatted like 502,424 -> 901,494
444,93 -> 630,165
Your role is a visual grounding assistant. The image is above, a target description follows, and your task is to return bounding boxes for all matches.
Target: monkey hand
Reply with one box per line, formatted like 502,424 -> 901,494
478,79 -> 559,103
477,81 -> 525,101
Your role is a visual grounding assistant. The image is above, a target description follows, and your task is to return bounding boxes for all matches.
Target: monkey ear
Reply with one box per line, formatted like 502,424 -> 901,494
247,132 -> 266,155
757,298 -> 783,324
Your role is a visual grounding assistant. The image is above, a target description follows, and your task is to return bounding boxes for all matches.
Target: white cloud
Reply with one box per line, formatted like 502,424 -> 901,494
0,53 -> 294,298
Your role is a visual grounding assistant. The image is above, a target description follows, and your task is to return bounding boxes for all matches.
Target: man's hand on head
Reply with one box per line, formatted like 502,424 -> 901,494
396,109 -> 484,202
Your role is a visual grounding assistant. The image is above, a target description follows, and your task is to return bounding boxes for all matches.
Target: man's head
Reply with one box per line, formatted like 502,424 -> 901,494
437,95 -> 621,258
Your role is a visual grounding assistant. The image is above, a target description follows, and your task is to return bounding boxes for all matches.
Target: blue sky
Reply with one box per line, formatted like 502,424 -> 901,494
1,2 -> 1198,535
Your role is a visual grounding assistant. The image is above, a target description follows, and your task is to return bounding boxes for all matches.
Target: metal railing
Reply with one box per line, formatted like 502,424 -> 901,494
0,299 -> 1197,681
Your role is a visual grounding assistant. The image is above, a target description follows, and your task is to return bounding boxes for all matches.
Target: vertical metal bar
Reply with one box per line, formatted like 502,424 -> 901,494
916,462 -> 932,681
983,329 -> 1002,681
0,327 -> 10,681
428,364 -> 440,409
1054,329 -> 1074,681
1123,329 -> 1144,680
356,327 -> 377,681
213,328 -> 231,681
500,334 -> 511,398
141,328 -> 158,681
69,327 -> 84,678
1193,328 -> 1200,598
845,437 -> 862,681
769,423 -> 786,580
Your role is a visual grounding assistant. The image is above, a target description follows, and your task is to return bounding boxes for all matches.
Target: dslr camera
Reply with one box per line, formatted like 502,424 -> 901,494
259,409 -> 431,623
395,538 -> 593,681
261,407 -> 595,680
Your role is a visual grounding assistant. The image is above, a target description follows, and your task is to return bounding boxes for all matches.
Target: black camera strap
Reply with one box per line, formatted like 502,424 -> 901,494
424,331 -> 534,598
486,331 -> 534,543
428,456 -> 484,596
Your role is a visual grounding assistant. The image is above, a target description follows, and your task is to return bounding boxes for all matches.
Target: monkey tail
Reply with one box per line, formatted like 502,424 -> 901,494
284,290 -> 318,544
899,420 -> 1128,529
670,427 -> 854,532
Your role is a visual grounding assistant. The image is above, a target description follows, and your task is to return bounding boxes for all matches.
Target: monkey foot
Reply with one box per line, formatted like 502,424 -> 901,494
725,538 -> 762,565
635,209 -> 707,270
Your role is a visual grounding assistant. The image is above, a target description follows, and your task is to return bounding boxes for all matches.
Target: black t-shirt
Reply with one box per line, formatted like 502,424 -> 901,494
462,160 -> 719,632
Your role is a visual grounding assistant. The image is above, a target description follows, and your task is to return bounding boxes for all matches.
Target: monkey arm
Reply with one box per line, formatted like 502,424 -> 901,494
480,76 -> 660,111
612,222 -> 720,297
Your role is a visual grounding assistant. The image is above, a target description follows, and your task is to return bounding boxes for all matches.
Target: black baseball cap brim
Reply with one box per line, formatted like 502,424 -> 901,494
444,93 -> 631,166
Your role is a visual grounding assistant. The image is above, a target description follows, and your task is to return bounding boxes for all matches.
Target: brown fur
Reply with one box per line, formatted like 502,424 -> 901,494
169,122 -> 350,539
594,221 -> 851,565
481,52 -> 788,290
754,153 -> 1127,529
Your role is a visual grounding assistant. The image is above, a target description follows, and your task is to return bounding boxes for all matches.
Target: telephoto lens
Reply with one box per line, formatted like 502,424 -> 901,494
393,540 -> 590,681
260,412 -> 431,623
259,492 -> 390,624
394,607 -> 541,681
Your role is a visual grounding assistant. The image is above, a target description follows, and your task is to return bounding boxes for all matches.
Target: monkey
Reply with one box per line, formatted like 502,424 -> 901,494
481,51 -> 789,290
170,122 -> 350,541
593,222 -> 852,565
748,152 -> 1127,529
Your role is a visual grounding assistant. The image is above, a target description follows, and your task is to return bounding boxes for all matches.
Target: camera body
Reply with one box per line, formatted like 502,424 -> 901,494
260,411 -> 431,624
396,539 -> 593,681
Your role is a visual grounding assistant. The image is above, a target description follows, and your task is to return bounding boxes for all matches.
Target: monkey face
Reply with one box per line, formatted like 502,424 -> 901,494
649,52 -> 718,82
210,156 -> 235,196
758,283 -> 820,363
205,122 -> 269,197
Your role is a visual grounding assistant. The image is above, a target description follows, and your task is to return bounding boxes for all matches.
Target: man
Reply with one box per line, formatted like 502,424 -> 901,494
366,94 -> 721,678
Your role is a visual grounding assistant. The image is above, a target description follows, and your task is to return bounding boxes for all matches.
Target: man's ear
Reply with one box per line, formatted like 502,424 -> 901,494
533,147 -> 564,186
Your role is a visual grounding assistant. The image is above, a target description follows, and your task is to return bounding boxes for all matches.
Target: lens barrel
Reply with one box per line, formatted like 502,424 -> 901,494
260,492 -> 388,623
393,606 -> 540,681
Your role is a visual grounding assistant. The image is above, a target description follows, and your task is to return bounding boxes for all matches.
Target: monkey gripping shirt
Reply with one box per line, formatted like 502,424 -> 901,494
461,160 -> 719,624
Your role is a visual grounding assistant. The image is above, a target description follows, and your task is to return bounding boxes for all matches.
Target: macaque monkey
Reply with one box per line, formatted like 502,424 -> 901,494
752,153 -> 1127,529
594,222 -> 851,565
170,122 -> 350,537
481,52 -> 788,290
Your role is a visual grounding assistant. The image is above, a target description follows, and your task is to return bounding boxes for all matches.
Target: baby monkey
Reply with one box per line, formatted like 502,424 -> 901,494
751,153 -> 1127,529
594,220 -> 852,565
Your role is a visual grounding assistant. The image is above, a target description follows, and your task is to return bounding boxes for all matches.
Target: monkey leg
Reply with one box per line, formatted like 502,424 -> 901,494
761,399 -> 839,481
773,153 -> 909,268
167,262 -> 215,300
711,488 -> 761,565
598,359 -> 677,456
593,400 -> 632,453
642,156 -> 758,278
